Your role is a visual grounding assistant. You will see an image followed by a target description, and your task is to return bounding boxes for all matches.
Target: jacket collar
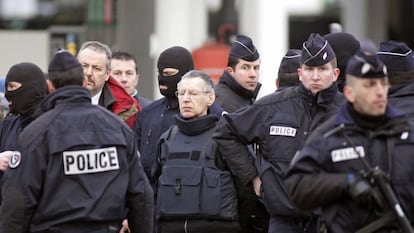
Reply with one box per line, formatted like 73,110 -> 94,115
219,71 -> 261,99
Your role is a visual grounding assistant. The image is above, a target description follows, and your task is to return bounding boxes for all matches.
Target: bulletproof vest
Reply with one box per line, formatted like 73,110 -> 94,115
156,125 -> 238,221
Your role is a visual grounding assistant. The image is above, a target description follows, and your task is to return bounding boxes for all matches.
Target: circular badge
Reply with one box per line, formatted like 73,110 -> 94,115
9,151 -> 21,169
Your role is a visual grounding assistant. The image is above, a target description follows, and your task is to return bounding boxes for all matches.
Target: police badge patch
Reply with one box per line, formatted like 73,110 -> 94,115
269,125 -> 297,137
9,151 -> 22,168
331,146 -> 365,162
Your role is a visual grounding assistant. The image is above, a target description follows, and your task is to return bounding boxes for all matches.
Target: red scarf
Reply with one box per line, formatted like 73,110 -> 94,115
107,76 -> 141,128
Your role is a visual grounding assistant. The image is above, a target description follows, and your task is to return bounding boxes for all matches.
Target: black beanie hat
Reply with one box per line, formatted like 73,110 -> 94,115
157,46 -> 194,97
48,49 -> 81,72
323,32 -> 360,69
278,49 -> 301,74
302,33 -> 336,66
230,35 -> 260,61
5,62 -> 47,115
346,50 -> 387,78
377,40 -> 414,72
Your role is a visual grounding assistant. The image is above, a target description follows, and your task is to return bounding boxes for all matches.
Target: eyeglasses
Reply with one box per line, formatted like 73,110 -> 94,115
175,89 -> 211,97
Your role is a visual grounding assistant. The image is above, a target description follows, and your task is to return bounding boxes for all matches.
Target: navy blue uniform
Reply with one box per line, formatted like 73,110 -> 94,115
0,113 -> 43,203
213,84 -> 343,222
0,116 -> 21,202
285,104 -> 414,232
0,86 -> 154,233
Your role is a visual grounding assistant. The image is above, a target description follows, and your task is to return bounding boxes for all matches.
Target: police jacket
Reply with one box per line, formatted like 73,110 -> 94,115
215,71 -> 261,113
134,96 -> 223,184
0,86 -> 154,233
285,103 -> 414,232
0,116 -> 21,202
0,116 -> 21,154
388,82 -> 414,121
154,113 -> 239,232
213,83 -> 344,216
0,112 -> 40,202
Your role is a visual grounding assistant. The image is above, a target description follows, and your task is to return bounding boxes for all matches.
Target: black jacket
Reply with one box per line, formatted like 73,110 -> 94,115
213,84 -> 344,216
285,103 -> 414,232
215,71 -> 261,113
0,86 -> 154,233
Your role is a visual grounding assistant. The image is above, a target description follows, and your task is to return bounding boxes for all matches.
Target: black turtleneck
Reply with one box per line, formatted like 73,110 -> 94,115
174,114 -> 219,136
347,103 -> 389,130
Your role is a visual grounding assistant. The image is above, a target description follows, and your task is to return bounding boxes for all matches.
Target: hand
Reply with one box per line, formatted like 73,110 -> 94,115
119,219 -> 130,233
347,173 -> 377,208
348,173 -> 372,198
0,151 -> 12,172
252,176 -> 262,197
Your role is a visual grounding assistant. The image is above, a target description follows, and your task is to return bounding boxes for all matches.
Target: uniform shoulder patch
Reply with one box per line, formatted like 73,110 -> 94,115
9,151 -> 22,169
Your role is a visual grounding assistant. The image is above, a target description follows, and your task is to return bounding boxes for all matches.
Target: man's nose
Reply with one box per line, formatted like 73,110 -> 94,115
84,66 -> 93,75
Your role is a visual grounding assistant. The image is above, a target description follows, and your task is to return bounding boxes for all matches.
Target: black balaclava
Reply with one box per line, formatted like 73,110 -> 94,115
5,62 -> 47,115
157,46 -> 194,98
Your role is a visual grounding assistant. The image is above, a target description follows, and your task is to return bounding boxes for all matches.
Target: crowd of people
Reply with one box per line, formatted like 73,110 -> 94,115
0,30 -> 414,233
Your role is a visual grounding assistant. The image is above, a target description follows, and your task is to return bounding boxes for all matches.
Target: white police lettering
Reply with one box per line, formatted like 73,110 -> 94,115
269,126 -> 297,137
63,147 -> 119,175
331,146 -> 365,162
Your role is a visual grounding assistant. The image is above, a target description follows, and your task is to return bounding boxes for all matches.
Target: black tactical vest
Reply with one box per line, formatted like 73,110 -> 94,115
155,125 -> 238,221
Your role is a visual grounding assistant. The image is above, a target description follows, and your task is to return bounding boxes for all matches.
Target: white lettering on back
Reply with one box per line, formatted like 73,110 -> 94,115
63,147 -> 119,175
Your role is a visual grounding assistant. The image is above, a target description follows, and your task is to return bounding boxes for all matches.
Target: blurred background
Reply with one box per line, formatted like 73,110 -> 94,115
0,0 -> 412,101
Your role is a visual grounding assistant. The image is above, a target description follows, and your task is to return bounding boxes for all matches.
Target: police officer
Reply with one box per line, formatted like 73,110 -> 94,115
213,35 -> 269,233
285,50 -> 414,232
0,50 -> 154,233
323,32 -> 360,92
377,40 -> 414,120
213,33 -> 344,233
215,35 -> 262,113
153,70 -> 239,233
276,49 -> 302,90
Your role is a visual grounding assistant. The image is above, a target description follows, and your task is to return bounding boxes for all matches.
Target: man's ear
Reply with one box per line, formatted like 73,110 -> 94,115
297,68 -> 302,81
46,79 -> 55,93
333,68 -> 340,82
343,85 -> 354,103
207,92 -> 216,107
225,66 -> 234,74
105,68 -> 111,81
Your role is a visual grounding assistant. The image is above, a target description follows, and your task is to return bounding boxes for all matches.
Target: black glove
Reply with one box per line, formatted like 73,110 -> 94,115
347,173 -> 377,208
